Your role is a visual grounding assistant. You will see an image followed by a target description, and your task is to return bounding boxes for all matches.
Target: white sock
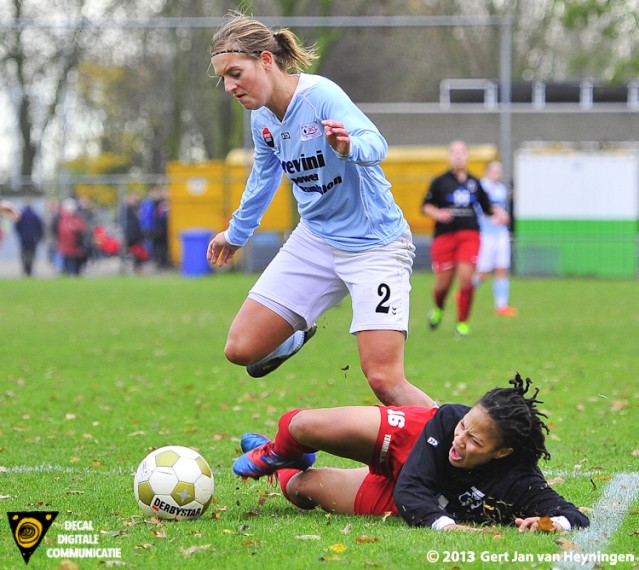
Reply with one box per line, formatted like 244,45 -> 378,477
493,278 -> 510,309
251,330 -> 305,366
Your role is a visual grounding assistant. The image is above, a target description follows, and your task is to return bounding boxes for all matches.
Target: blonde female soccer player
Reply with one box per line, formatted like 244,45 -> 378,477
206,13 -> 432,407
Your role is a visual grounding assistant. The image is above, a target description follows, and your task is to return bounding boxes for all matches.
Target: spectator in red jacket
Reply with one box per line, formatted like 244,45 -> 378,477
56,198 -> 87,276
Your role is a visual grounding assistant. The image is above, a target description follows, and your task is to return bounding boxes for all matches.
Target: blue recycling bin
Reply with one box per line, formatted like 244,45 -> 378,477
180,229 -> 213,277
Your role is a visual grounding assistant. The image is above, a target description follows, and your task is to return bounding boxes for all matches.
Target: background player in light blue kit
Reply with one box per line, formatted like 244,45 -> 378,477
206,13 -> 434,407
475,160 -> 518,317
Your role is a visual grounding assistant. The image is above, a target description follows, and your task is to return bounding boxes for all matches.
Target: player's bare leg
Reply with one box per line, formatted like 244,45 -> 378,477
233,406 -> 380,479
289,406 -> 381,462
224,299 -> 316,377
225,299 -> 294,364
429,267 -> 455,329
357,330 -> 436,407
285,467 -> 369,513
455,261 -> 475,336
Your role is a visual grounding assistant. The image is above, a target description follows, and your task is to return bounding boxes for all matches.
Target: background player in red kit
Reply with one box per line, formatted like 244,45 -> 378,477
422,140 -> 508,337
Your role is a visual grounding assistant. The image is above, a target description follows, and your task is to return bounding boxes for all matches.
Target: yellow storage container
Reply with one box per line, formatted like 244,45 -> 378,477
167,161 -> 225,264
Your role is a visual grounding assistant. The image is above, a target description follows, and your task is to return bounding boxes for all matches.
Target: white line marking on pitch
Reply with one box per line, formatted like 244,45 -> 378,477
5,464 -> 132,476
557,472 -> 639,570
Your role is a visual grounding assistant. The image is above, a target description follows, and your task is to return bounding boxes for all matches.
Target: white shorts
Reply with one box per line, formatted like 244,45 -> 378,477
248,222 -> 415,335
476,231 -> 511,273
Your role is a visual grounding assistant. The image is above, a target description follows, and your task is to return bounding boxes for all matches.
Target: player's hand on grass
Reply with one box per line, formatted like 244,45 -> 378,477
321,119 -> 351,157
515,516 -> 559,533
207,231 -> 239,267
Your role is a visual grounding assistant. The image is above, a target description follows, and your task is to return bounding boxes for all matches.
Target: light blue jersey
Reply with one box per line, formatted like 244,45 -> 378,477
226,74 -> 407,252
478,177 -> 509,236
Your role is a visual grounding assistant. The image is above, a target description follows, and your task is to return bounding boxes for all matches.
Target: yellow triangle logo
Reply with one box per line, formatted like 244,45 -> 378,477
7,511 -> 58,564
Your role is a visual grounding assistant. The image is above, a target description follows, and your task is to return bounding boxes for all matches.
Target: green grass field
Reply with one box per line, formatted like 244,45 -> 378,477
1,273 -> 638,569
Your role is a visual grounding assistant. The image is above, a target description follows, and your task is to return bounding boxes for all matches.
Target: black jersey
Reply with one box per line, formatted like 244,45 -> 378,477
422,171 -> 492,237
393,405 -> 590,529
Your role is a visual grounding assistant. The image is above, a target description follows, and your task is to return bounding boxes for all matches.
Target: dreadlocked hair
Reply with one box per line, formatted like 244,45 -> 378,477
477,373 -> 551,466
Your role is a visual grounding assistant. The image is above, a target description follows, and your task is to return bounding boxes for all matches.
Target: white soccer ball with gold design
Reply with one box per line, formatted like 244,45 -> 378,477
134,445 -> 214,520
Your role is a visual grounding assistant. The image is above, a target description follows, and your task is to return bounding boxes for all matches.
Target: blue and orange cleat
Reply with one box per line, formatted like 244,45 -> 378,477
233,440 -> 316,479
240,432 -> 270,453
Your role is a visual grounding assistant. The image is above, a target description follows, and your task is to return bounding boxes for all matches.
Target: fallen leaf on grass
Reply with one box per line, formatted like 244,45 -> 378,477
100,530 -> 126,538
296,535 -> 321,541
356,535 -> 379,544
547,476 -> 564,486
555,537 -> 582,551
122,516 -> 145,526
134,543 -> 153,550
537,517 -> 556,532
257,491 -> 280,505
179,544 -> 211,557
380,512 -> 393,523
341,524 -> 352,535
98,561 -> 127,567
329,543 -> 347,553
0,494 -> 11,499
150,527 -> 167,538
611,400 -> 628,412
57,561 -> 80,570
66,490 -> 85,495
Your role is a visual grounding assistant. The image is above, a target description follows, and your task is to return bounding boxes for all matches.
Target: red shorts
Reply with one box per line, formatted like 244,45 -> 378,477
431,230 -> 480,272
353,405 -> 438,516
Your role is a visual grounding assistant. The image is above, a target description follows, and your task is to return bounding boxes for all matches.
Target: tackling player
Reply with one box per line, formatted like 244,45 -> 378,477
233,373 -> 589,532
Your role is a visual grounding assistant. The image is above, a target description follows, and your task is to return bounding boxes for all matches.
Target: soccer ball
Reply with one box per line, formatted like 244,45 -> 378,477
134,445 -> 214,520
